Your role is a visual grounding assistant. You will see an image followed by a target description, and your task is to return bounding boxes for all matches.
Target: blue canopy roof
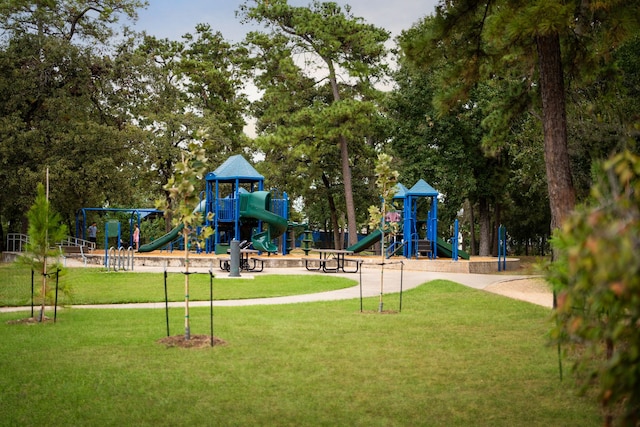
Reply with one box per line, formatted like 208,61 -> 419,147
206,154 -> 264,183
393,183 -> 409,199
407,179 -> 438,197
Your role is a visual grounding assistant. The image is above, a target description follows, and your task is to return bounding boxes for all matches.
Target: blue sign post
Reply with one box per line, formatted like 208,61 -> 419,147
498,225 -> 507,271
452,219 -> 459,261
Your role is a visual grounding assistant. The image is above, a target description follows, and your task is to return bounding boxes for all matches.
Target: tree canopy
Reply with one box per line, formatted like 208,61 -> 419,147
239,0 -> 390,247
398,0 -> 640,254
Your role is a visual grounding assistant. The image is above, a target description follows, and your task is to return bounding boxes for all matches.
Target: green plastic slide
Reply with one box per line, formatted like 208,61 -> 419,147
239,192 -> 288,253
346,229 -> 382,253
137,199 -> 206,253
435,237 -> 470,260
137,223 -> 184,252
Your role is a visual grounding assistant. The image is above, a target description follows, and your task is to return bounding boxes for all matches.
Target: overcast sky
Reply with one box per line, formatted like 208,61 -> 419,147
128,0 -> 439,43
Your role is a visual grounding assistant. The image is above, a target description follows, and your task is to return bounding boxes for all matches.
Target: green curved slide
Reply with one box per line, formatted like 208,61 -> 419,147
239,191 -> 288,252
137,199 -> 206,253
346,229 -> 382,253
137,224 -> 184,252
435,237 -> 470,260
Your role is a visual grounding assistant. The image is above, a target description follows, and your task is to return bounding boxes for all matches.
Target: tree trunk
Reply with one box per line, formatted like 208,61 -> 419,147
339,135 -> 357,246
322,173 -> 341,250
469,202 -> 476,256
536,33 -> 576,260
478,197 -> 491,256
326,60 -> 357,247
39,256 -> 47,322
183,233 -> 190,340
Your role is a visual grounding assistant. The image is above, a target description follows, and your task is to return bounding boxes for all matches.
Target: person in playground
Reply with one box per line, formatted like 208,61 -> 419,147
133,224 -> 140,250
88,222 -> 98,245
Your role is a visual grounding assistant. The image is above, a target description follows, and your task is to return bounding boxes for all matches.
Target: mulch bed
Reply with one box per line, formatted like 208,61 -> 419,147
360,310 -> 399,315
6,316 -> 54,324
157,334 -> 227,348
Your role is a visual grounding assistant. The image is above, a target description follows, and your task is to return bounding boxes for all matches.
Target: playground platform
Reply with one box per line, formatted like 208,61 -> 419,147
0,250 -> 520,274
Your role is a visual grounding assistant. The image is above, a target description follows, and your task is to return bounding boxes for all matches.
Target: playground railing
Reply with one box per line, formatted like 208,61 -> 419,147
386,240 -> 407,258
6,233 -> 28,252
217,198 -> 236,221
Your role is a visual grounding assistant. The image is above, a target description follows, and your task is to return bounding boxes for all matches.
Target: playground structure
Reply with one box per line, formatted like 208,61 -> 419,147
76,154 -> 469,260
137,155 -> 291,255
345,179 -> 470,260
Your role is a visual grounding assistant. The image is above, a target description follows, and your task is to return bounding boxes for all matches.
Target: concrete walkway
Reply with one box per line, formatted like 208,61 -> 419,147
1,260 -> 532,313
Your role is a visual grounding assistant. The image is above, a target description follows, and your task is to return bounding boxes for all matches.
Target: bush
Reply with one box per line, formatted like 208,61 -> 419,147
547,150 -> 640,425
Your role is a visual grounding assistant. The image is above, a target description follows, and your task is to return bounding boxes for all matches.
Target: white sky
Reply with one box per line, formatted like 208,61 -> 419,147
123,0 -> 440,137
126,0 -> 438,43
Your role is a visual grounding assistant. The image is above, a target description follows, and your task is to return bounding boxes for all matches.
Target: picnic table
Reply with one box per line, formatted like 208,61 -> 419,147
303,249 -> 361,273
219,249 -> 265,272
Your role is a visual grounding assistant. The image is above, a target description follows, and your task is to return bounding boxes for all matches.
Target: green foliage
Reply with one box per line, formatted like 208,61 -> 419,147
400,0 -> 640,240
21,183 -> 68,269
19,182 -> 69,317
158,142 -> 214,247
241,0 -> 390,242
367,153 -> 399,234
548,150 -> 640,424
157,142 -> 213,340
0,1 -> 149,232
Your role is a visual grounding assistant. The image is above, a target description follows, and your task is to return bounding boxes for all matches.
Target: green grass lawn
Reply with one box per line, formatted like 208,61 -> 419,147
0,279 -> 600,426
0,263 -> 355,306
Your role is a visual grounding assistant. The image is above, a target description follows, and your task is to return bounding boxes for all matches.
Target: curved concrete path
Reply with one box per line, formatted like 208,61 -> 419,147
1,261 -> 533,312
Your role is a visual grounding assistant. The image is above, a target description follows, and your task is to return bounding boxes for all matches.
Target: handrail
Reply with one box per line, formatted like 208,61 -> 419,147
58,244 -> 88,267
6,233 -> 28,252
385,240 -> 407,258
57,236 -> 95,251
5,234 -> 95,253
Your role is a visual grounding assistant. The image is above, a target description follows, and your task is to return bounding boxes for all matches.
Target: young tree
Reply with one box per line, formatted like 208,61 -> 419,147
399,1 -> 640,257
158,143 -> 213,341
240,0 -> 390,246
21,182 -> 68,322
367,153 -> 399,312
548,150 -> 640,425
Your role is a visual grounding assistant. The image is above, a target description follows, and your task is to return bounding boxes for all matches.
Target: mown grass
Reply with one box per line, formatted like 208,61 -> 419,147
0,263 -> 355,306
0,280 -> 600,426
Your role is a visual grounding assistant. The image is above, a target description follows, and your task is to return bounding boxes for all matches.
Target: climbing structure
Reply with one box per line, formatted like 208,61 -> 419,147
204,155 -> 289,254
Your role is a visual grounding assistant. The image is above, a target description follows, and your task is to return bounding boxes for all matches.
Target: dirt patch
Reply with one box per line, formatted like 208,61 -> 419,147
157,334 -> 227,348
6,316 -> 54,324
360,310 -> 399,315
484,277 -> 553,308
